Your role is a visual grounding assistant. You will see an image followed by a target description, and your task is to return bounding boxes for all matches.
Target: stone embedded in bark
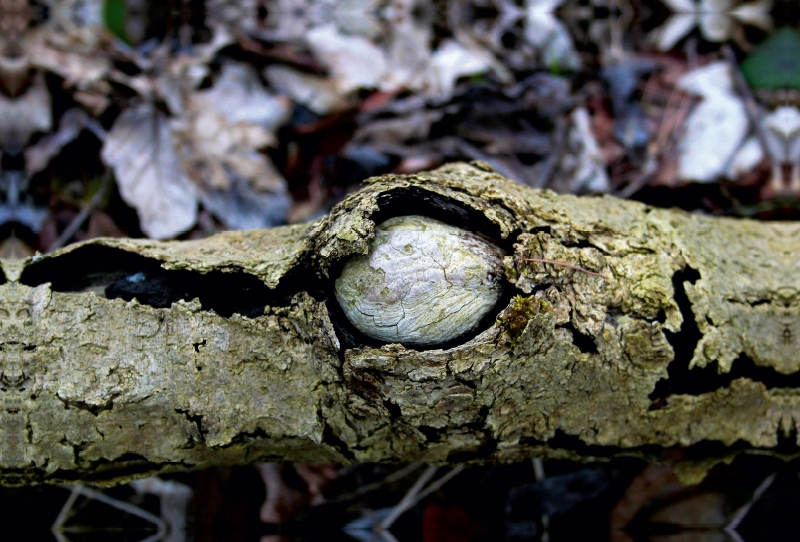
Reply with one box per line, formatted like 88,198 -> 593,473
334,215 -> 504,346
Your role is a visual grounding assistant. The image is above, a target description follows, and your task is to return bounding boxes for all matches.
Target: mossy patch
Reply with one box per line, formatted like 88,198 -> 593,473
497,295 -> 551,344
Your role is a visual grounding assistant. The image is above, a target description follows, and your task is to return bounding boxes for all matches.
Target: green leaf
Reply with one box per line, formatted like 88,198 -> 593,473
103,0 -> 129,44
740,27 -> 800,90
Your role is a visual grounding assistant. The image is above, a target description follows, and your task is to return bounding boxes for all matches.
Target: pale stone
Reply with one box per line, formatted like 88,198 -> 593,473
335,215 -> 504,345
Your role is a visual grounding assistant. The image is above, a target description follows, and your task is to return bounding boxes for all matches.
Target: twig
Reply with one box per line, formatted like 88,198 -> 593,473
722,45 -> 772,160
378,465 -> 438,531
378,465 -> 465,532
408,465 -> 465,504
48,169 -> 112,253
328,463 -> 425,504
52,484 -> 167,541
519,257 -> 607,278
724,471 -> 777,542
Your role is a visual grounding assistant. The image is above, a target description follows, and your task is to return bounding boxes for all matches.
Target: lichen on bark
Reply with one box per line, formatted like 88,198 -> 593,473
0,161 -> 799,485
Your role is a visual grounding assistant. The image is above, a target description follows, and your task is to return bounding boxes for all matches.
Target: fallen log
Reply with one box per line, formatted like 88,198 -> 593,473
1,161 -> 798,485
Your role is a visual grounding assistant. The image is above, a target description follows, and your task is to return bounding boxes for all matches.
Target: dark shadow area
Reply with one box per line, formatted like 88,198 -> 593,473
372,186 -> 517,252
19,245 -> 315,318
558,322 -> 599,354
652,264 -> 800,402
652,353 -> 800,405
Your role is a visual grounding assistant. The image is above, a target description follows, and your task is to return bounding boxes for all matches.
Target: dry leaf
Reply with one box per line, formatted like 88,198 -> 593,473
198,170 -> 291,230
431,39 -> 490,99
0,72 -> 52,152
101,103 -> 198,239
304,13 -> 489,100
177,62 -> 291,192
556,107 -> 610,193
264,65 -> 350,115
676,62 -> 748,182
650,0 -> 773,51
306,24 -> 388,93
524,0 -> 581,71
173,62 -> 292,227
762,105 -> 800,192
24,30 -> 109,87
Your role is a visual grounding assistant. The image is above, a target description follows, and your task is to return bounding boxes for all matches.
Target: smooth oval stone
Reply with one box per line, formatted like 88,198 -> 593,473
334,215 -> 504,346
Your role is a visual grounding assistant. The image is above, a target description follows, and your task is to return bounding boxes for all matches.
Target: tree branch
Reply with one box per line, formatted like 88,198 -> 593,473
0,162 -> 797,485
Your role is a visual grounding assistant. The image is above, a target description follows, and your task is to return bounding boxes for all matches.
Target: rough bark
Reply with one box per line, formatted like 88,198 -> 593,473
0,161 -> 798,485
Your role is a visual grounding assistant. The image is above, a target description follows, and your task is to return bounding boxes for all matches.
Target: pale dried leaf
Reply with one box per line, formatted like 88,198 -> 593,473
101,103 -> 198,239
562,107 -> 610,192
730,0 -> 773,30
677,61 -> 735,97
264,65 -> 350,114
698,0 -> 734,42
651,14 -> 697,50
0,73 -> 52,152
198,173 -> 291,230
262,0 -> 315,41
661,0 -> 697,10
431,39 -> 490,99
306,24 -> 387,93
334,0 -> 383,39
382,11 -> 435,93
524,0 -> 581,70
725,135 -> 764,179
198,63 -> 291,132
46,0 -> 106,51
676,62 -> 748,182
25,31 -> 109,86
177,62 -> 291,195
762,106 -> 800,163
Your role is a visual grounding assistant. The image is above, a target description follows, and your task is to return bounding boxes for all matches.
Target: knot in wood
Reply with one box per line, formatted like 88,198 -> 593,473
334,215 -> 504,346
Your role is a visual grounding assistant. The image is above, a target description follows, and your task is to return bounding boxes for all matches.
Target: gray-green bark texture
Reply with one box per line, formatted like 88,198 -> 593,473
1,161 -> 798,485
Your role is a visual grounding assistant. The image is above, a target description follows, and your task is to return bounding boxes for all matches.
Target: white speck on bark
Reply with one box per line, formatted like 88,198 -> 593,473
334,215 -> 504,345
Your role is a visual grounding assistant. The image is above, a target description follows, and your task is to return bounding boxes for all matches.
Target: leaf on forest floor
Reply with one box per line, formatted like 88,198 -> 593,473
264,65 -> 351,115
524,0 -> 582,71
676,61 -> 749,182
0,73 -> 52,153
25,30 -> 110,88
101,102 -> 198,239
601,58 -> 658,150
174,62 -> 292,227
290,21 -> 489,103
198,169 -> 292,230
741,27 -> 800,90
554,107 -> 611,192
650,0 -> 773,51
761,105 -> 800,193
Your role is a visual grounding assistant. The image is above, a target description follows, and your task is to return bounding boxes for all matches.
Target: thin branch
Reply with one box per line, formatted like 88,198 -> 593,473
378,465 -> 438,531
48,169 -> 112,253
519,257 -> 607,278
721,45 -> 772,161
